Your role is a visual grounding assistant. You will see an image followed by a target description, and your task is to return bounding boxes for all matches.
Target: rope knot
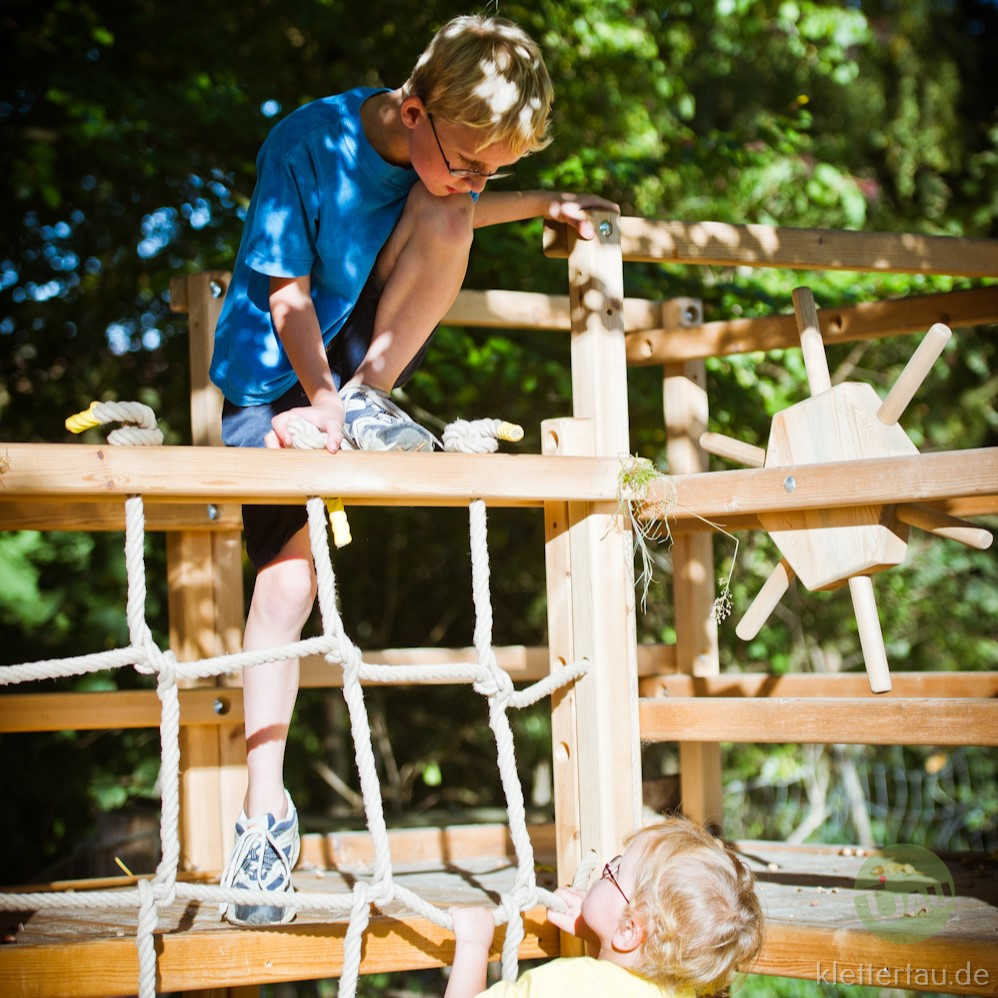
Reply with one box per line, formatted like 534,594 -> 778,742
443,418 -> 523,454
338,642 -> 364,683
366,876 -> 394,909
473,666 -> 514,704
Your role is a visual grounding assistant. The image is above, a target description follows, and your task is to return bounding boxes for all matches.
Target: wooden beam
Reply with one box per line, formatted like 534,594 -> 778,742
639,697 -> 998,745
0,499 -> 242,532
640,671 -> 998,699
667,497 -> 998,534
6,666 -> 990,734
3,445 -> 994,515
664,360 -> 723,829
756,922 -> 997,997
626,286 -> 998,365
0,909 -> 558,996
0,444 -> 621,506
0,688 -> 243,734
654,448 -> 998,521
299,822 -> 557,871
300,642 -> 676,687
0,645 -> 679,734
442,288 -> 667,331
172,272 -> 671,335
544,218 -> 998,276
559,211 -> 643,871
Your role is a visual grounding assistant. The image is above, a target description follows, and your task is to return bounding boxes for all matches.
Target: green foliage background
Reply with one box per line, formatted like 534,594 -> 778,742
1,0 -> 996,991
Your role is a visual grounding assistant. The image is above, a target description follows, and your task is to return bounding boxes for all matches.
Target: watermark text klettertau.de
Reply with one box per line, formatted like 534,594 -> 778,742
816,961 -> 991,990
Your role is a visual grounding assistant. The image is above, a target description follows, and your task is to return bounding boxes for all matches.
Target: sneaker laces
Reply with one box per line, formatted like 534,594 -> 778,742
220,819 -> 294,894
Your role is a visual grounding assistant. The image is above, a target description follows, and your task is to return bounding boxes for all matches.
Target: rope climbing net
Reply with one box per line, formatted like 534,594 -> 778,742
0,409 -> 586,998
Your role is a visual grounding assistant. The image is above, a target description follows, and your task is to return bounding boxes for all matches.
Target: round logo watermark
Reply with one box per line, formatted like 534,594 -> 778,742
854,844 -> 956,943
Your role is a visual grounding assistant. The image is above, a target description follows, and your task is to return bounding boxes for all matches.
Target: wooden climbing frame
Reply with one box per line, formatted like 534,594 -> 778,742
0,216 -> 996,996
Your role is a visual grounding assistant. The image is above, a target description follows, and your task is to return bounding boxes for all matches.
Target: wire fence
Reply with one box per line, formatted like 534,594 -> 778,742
724,744 -> 997,851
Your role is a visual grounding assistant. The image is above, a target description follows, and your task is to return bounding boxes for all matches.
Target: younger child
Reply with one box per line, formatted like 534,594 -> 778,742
447,817 -> 764,997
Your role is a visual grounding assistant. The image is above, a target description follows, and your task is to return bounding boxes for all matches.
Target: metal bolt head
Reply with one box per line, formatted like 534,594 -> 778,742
784,476 -> 797,493
213,697 -> 230,716
209,279 -> 225,299
598,219 -> 613,238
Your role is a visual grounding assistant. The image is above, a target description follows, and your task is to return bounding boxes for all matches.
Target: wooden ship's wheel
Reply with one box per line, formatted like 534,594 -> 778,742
700,288 -> 993,694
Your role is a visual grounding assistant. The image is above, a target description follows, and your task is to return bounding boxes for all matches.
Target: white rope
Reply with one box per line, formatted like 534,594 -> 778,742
0,416 -> 586,998
443,418 -> 523,453
65,400 -> 164,446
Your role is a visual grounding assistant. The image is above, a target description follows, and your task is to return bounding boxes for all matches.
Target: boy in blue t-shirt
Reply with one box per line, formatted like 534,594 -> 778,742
213,14 -> 618,925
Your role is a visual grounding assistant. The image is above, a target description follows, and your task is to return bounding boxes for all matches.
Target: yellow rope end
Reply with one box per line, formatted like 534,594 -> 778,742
326,498 -> 352,548
497,421 -> 524,443
65,401 -> 101,434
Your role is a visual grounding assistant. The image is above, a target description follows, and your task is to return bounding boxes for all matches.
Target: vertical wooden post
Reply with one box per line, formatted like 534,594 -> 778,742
663,360 -> 723,830
168,272 -> 246,874
544,214 -> 642,930
543,417 -> 591,957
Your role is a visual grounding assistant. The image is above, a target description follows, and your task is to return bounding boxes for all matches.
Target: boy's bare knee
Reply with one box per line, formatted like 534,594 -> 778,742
252,558 -> 317,628
405,182 -> 475,250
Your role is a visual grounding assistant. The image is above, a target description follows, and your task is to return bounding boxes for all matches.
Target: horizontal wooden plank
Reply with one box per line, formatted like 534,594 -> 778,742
6,665 -> 989,735
172,274 -> 669,334
1,445 -> 994,519
626,286 -> 998,366
3,839 -> 994,996
639,671 -> 998,699
300,642 -> 676,688
443,288 -> 666,331
656,448 -> 998,522
543,218 -> 998,276
0,645 -> 679,733
299,822 -> 557,872
757,923 -> 997,996
0,907 -> 557,996
639,697 -> 998,745
0,499 -> 242,532
669,497 -> 998,534
0,688 -> 243,733
0,444 -> 621,507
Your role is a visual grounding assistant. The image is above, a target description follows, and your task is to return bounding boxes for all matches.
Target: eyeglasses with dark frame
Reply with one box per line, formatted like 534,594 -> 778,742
427,113 -> 513,181
602,854 -> 630,904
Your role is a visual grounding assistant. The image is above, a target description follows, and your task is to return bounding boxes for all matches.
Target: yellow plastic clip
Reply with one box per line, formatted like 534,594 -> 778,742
326,498 -> 352,548
497,421 -> 524,443
65,401 -> 101,434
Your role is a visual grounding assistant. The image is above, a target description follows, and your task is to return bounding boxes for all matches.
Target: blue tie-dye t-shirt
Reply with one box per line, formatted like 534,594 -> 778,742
210,87 -> 418,405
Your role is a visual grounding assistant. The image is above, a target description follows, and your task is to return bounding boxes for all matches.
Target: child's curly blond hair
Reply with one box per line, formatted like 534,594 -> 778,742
625,817 -> 763,995
403,15 -> 553,157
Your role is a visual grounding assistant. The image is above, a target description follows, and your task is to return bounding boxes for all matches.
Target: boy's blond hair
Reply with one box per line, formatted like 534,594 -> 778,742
625,818 -> 763,995
404,15 -> 553,156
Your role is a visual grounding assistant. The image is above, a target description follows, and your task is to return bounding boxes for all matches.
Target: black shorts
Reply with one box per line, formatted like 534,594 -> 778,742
221,274 -> 433,569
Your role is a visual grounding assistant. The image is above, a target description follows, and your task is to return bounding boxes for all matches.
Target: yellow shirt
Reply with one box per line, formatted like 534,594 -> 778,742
482,957 -> 691,997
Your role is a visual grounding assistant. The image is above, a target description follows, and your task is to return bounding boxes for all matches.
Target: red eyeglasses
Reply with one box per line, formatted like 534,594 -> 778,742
602,855 -> 630,904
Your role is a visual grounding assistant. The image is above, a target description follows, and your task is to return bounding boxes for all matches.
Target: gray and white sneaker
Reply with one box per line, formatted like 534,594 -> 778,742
219,790 -> 300,925
340,384 -> 439,452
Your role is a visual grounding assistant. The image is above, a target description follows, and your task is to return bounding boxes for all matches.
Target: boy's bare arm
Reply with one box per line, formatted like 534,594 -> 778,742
446,906 -> 496,998
473,190 -> 619,239
267,274 -> 344,452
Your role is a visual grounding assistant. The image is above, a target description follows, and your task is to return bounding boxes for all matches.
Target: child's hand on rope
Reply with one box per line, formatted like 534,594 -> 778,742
449,905 -> 496,949
546,887 -> 590,938
266,393 -> 344,453
546,193 -> 620,240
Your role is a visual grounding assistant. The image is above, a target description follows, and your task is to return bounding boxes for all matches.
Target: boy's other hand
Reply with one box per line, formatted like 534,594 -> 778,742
450,905 -> 496,950
266,397 -> 344,453
546,886 -> 590,937
546,193 -> 621,240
